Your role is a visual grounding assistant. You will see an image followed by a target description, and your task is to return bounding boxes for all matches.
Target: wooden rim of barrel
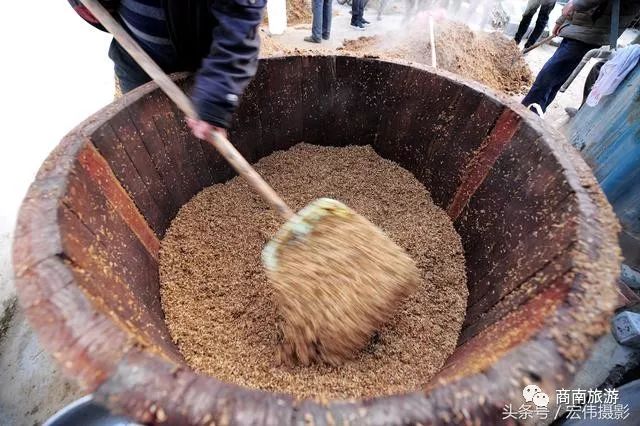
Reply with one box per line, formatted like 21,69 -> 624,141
13,56 -> 621,425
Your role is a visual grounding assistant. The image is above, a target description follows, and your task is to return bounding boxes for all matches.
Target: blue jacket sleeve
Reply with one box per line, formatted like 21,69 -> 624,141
191,0 -> 265,128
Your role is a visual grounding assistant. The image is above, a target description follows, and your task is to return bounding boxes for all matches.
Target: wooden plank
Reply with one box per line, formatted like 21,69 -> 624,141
63,163 -> 163,318
95,349 -> 297,426
151,108 -> 204,200
333,56 -> 386,147
108,109 -> 177,229
460,253 -> 575,343
447,109 -> 521,220
463,199 -> 577,321
58,206 -> 176,356
13,177 -> 65,275
253,57 -> 305,160
126,92 -> 193,207
228,71 -> 265,166
422,92 -> 505,208
90,124 -> 167,234
456,128 -> 577,309
166,101 -> 215,189
372,65 -> 443,168
17,255 -> 132,390
436,282 -> 569,381
77,143 -> 160,259
300,55 -> 337,145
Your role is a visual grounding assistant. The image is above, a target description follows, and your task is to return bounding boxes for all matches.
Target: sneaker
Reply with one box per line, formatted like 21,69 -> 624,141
322,34 -> 330,40
362,19 -> 371,25
304,36 -> 321,43
351,22 -> 366,30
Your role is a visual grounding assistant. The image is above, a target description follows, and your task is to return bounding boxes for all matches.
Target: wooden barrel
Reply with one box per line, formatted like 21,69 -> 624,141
13,56 -> 621,425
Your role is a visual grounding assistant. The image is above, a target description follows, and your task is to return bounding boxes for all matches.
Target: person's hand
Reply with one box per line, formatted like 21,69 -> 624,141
562,1 -> 575,17
187,118 -> 227,140
552,22 -> 562,36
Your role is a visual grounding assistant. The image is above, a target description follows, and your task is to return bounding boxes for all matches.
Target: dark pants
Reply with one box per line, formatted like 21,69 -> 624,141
311,0 -> 332,40
109,40 -> 150,93
514,0 -> 556,48
522,38 -> 598,112
351,0 -> 365,25
108,38 -> 179,93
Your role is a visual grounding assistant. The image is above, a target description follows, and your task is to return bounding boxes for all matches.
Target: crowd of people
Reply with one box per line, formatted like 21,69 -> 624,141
70,0 -> 639,139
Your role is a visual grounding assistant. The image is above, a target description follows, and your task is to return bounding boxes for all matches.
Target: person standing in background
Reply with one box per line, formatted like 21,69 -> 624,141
514,0 -> 557,48
351,0 -> 369,30
305,0 -> 332,43
521,0 -> 640,114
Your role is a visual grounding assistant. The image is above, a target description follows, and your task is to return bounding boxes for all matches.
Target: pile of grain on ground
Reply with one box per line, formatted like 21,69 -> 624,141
259,29 -> 330,57
339,21 -> 533,94
287,0 -> 312,26
160,143 -> 467,400
264,0 -> 312,26
260,30 -> 289,57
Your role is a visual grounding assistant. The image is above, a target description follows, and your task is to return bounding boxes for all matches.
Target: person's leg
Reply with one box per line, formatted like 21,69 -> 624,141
361,0 -> 370,24
351,0 -> 359,25
351,0 -> 363,26
322,0 -> 332,39
308,0 -> 323,41
522,39 -> 598,112
514,0 -> 541,45
357,0 -> 365,24
108,39 -> 151,93
524,1 -> 556,48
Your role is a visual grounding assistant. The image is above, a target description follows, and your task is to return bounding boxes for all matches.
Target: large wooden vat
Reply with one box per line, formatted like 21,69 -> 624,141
13,56 -> 620,425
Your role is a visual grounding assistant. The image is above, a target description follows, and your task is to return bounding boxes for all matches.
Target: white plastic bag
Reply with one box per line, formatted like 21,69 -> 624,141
586,44 -> 640,107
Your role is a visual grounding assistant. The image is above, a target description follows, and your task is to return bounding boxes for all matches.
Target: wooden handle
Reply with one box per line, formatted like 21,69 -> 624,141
207,132 -> 294,219
79,0 -> 294,220
522,35 -> 555,54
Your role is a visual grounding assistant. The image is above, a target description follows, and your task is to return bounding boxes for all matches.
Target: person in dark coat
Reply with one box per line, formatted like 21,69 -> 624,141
514,0 -> 557,49
69,0 -> 265,138
521,0 -> 640,114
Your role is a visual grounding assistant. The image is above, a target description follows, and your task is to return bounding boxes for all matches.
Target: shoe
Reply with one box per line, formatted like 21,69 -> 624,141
351,23 -> 366,30
322,34 -> 330,40
304,36 -> 321,43
362,19 -> 371,25
565,107 -> 579,118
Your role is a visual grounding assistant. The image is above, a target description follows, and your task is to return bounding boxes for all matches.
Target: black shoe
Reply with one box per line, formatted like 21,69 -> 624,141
304,36 -> 321,43
322,34 -> 330,40
351,22 -> 366,30
362,19 -> 371,25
